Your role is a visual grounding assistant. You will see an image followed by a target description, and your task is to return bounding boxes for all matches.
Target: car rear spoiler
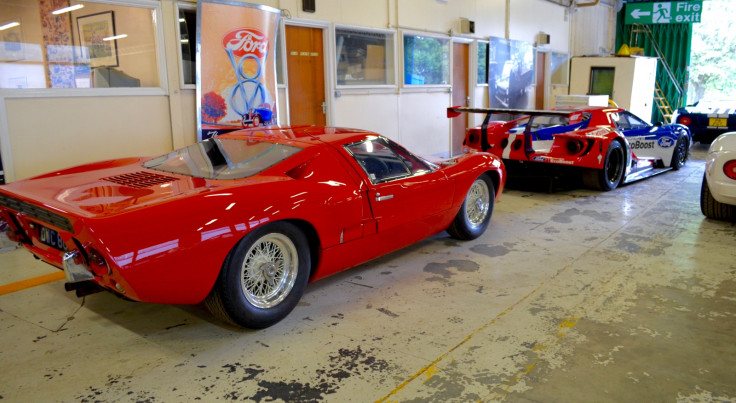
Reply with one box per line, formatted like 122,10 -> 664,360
446,107 -> 571,157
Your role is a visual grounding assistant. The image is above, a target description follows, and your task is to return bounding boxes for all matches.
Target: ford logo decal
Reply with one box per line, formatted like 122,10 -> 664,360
658,137 -> 675,148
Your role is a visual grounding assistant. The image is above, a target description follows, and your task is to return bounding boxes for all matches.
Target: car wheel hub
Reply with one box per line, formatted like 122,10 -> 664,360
241,233 -> 298,309
466,179 -> 490,228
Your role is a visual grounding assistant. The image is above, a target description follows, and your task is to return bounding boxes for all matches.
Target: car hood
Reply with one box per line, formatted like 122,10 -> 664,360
0,157 -> 225,218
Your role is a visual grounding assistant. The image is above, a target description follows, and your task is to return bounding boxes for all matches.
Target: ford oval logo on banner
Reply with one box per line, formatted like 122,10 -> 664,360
223,28 -> 268,59
658,137 -> 675,148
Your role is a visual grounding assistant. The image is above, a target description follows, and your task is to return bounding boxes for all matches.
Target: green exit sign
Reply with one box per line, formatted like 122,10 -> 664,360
625,1 -> 703,25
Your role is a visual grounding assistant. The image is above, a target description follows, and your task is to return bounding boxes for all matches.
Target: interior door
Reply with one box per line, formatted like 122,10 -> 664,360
452,42 -> 469,156
285,25 -> 326,126
535,52 -> 547,109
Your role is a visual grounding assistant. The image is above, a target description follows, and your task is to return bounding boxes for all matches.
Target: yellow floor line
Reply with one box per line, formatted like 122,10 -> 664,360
0,271 -> 66,296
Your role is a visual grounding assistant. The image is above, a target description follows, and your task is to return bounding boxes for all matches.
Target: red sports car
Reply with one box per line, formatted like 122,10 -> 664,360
0,126 -> 505,328
449,106 -> 691,191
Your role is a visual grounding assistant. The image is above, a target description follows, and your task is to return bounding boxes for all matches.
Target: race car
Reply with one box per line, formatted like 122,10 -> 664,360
674,99 -> 736,144
0,125 -> 505,328
449,106 -> 692,191
701,131 -> 736,221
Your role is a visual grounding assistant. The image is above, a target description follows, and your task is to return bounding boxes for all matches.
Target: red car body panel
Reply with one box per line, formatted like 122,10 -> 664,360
0,126 -> 505,305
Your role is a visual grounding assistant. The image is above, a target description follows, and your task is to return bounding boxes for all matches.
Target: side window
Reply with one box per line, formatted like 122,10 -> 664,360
625,112 -> 649,129
386,139 -> 433,174
345,138 -> 411,184
610,112 -> 631,130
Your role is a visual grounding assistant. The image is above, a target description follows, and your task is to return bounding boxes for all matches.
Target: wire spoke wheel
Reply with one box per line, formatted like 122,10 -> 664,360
465,179 -> 490,229
240,233 -> 298,309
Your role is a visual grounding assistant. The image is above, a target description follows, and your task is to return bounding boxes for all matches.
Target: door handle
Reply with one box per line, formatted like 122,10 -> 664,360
375,193 -> 394,201
321,101 -> 327,115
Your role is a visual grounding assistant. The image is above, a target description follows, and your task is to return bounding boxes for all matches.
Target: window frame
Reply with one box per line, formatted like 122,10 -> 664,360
400,30 -> 451,88
0,0 -> 168,97
334,25 -> 398,90
175,1 -> 197,90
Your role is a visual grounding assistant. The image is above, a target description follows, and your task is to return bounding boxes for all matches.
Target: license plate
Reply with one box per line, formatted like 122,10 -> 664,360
708,117 -> 728,128
38,225 -> 66,251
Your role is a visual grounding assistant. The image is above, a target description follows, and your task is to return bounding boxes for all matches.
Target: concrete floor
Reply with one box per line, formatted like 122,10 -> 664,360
1,144 -> 735,402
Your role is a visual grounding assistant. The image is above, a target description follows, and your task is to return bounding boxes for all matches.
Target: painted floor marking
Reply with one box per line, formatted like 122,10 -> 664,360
0,271 -> 66,296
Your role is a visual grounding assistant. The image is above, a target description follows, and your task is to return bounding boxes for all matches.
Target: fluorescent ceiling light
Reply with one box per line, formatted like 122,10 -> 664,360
103,34 -> 128,41
0,21 -> 20,31
52,4 -> 84,15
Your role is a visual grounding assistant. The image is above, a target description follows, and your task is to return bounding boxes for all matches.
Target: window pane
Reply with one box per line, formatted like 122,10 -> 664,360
477,42 -> 488,84
336,28 -> 394,86
178,7 -> 196,86
345,138 -> 411,184
403,34 -> 449,85
0,1 -> 160,89
550,52 -> 568,85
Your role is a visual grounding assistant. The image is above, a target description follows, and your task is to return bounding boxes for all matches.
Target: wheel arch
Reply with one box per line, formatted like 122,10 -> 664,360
282,218 -> 321,280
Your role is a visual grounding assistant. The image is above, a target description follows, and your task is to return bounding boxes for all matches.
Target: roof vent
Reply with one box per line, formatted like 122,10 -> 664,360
103,172 -> 177,188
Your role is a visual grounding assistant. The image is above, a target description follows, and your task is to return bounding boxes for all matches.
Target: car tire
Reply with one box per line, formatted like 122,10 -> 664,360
204,222 -> 310,328
700,173 -> 736,221
447,173 -> 495,240
582,141 -> 625,191
253,114 -> 261,127
671,135 -> 688,170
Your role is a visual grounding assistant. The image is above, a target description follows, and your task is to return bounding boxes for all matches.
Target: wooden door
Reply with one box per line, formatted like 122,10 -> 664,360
535,52 -> 547,109
452,42 -> 469,156
285,25 -> 326,126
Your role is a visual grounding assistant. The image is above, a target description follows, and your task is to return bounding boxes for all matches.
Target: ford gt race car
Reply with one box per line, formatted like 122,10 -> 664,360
449,106 -> 692,191
674,99 -> 736,144
701,131 -> 736,221
0,126 -> 505,328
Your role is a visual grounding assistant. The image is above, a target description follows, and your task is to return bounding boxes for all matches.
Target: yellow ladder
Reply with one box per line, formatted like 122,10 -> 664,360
654,82 -> 673,124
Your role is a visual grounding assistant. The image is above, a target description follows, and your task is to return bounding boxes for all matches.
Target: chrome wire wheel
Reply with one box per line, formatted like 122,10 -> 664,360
465,178 -> 491,229
240,233 -> 298,309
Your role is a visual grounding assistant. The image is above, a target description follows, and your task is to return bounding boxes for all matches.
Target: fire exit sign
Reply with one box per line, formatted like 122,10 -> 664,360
624,1 -> 703,25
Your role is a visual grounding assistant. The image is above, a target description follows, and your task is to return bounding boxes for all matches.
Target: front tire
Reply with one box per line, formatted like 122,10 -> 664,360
700,174 -> 736,221
205,222 -> 310,328
447,174 -> 495,240
582,141 -> 625,191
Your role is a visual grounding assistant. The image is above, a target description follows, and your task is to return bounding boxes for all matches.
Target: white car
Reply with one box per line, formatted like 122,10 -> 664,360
701,131 -> 736,220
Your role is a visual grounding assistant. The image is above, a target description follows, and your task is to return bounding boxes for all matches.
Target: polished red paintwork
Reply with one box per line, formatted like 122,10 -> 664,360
0,126 -> 505,305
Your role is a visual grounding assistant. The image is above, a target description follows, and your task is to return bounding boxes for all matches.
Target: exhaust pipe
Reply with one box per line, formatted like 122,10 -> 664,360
64,281 -> 104,298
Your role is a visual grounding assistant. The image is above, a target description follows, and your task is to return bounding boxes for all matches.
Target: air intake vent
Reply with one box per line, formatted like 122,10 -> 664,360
103,172 -> 177,188
0,194 -> 74,233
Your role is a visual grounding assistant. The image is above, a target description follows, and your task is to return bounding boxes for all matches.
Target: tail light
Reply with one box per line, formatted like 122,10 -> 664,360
724,160 -> 736,180
678,116 -> 691,126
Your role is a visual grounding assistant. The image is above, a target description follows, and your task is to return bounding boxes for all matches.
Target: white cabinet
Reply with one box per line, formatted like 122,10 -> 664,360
569,56 -> 658,123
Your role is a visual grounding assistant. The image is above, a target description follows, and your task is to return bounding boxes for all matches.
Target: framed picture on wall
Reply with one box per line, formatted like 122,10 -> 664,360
0,18 -> 24,62
76,11 -> 119,68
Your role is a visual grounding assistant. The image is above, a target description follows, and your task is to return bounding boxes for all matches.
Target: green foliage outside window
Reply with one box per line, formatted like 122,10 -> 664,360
403,35 -> 449,85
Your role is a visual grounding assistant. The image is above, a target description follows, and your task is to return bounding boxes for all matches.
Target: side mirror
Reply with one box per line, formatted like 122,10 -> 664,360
654,121 -> 663,127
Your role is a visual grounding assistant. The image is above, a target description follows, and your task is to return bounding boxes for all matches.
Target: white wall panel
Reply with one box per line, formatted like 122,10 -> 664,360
398,91 -> 452,156
333,93 -> 400,140
6,97 -> 172,180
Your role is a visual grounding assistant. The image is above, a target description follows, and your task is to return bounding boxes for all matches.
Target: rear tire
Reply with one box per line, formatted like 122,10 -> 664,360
700,174 -> 736,221
671,135 -> 688,170
447,174 -> 495,240
205,222 -> 310,328
582,141 -> 625,191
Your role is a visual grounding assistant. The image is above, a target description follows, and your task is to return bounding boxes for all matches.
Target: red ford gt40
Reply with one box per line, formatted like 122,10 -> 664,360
0,126 -> 505,328
449,106 -> 691,191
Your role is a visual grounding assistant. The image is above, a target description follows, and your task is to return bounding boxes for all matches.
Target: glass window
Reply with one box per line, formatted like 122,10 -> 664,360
177,5 -> 196,86
345,137 -> 431,184
477,42 -> 488,84
335,28 -> 394,86
0,1 -> 160,89
550,52 -> 568,86
589,66 -> 615,98
403,34 -> 449,85
143,138 -> 302,180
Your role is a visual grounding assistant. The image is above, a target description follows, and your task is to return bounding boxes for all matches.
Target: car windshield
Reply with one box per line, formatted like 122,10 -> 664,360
143,138 -> 301,180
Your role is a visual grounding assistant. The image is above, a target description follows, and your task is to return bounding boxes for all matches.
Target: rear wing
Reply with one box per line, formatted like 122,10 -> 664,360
446,106 -> 571,119
446,107 -> 572,157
